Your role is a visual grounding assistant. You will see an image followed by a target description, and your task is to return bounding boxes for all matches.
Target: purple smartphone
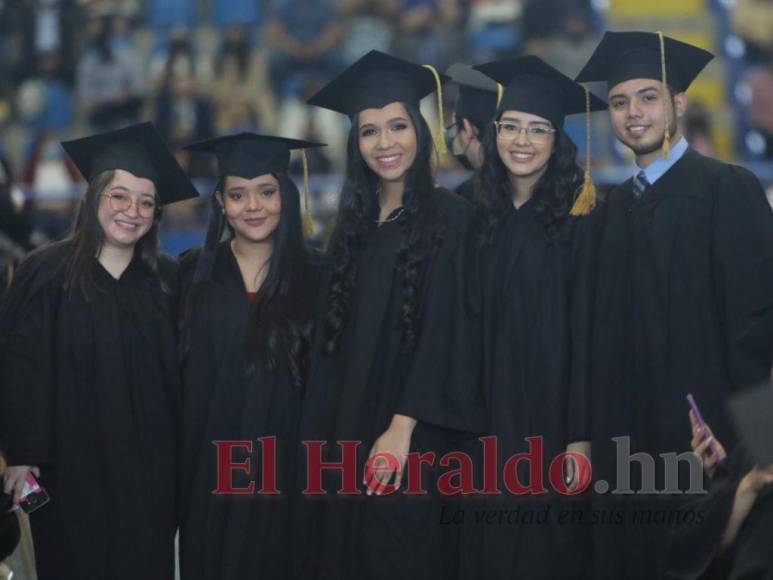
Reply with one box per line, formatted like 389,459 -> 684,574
687,393 -> 726,462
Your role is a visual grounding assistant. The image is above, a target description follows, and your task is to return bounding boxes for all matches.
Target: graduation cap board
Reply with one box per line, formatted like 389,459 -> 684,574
728,383 -> 773,466
184,133 -> 326,236
61,122 -> 199,205
308,50 -> 450,153
445,63 -> 500,131
474,55 -> 607,215
575,30 -> 714,94
184,133 -> 325,179
474,55 -> 607,128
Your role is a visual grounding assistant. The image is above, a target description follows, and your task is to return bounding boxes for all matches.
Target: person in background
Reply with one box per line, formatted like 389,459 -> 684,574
444,62 -> 498,201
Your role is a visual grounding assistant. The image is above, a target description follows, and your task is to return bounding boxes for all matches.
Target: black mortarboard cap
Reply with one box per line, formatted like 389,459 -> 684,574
575,31 -> 714,93
307,50 -> 449,117
475,55 -> 607,128
61,122 -> 198,205
183,133 -> 325,179
446,63 -> 499,131
729,383 -> 773,465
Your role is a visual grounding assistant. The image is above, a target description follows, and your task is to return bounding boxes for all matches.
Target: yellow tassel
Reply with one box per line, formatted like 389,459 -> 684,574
658,31 -> 671,160
422,64 -> 447,154
496,83 -> 504,108
570,87 -> 597,216
571,172 -> 597,216
301,149 -> 314,236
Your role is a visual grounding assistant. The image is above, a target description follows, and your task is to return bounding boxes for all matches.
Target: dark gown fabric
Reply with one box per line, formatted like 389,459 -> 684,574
178,242 -> 318,580
590,149 -> 773,579
455,176 -> 477,204
0,242 -> 180,580
669,447 -> 773,580
296,188 -> 485,580
457,200 -> 599,580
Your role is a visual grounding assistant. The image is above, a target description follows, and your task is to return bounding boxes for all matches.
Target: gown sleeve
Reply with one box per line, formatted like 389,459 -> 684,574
566,207 -> 604,443
0,250 -> 61,467
396,196 -> 486,434
712,165 -> 773,389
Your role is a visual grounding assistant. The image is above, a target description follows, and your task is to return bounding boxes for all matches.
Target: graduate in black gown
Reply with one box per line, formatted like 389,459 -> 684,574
0,122 -> 198,580
177,133 -> 323,580
296,50 -> 485,580
575,32 -> 773,579
444,63 -> 499,202
455,55 -> 606,580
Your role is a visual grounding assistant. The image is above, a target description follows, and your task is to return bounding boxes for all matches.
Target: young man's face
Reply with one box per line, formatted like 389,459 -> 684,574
607,78 -> 686,158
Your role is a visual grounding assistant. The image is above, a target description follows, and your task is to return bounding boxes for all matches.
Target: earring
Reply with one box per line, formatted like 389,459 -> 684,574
221,207 -> 225,215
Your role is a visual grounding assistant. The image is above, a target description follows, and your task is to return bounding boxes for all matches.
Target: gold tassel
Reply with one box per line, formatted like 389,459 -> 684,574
658,31 -> 671,159
570,87 -> 597,216
496,83 -> 504,108
301,149 -> 314,236
422,64 -> 447,154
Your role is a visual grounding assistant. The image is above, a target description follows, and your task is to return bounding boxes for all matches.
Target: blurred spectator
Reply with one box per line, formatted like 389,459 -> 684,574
212,0 -> 263,28
685,101 -> 717,159
267,0 -> 347,168
153,35 -> 214,153
395,0 -> 464,67
146,0 -> 196,29
266,0 -> 343,100
740,62 -> 773,160
337,0 -> 397,64
19,132 -> 80,239
527,0 -> 597,76
467,0 -> 522,62
76,15 -> 143,131
0,0 -> 80,85
209,26 -> 272,135
732,0 -> 773,65
15,52 -> 74,132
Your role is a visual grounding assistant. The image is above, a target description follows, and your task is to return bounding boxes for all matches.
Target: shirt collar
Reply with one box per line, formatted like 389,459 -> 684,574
634,137 -> 689,185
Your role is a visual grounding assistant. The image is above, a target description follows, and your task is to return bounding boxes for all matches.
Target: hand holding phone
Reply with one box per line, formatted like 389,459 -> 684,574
687,393 -> 727,469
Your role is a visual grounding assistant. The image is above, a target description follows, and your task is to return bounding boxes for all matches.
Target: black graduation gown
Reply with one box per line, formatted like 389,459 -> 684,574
457,200 -> 598,580
0,243 -> 179,580
455,176 -> 477,204
668,447 -> 773,580
297,188 -> 485,580
590,149 -> 773,579
178,242 -> 315,580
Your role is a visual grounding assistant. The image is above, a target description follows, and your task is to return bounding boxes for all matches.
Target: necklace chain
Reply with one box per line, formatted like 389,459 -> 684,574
377,207 -> 405,224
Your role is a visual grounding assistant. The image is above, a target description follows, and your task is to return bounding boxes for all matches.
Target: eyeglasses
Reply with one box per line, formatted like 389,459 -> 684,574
100,192 -> 157,218
493,121 -> 556,144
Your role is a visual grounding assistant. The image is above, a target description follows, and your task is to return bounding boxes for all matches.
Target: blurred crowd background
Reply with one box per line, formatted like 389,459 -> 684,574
0,0 -> 771,259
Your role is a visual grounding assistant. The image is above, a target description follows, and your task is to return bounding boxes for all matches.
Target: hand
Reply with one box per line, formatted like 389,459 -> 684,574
3,465 -> 40,505
364,415 -> 416,496
565,440 -> 591,492
739,464 -> 773,498
689,410 -> 726,477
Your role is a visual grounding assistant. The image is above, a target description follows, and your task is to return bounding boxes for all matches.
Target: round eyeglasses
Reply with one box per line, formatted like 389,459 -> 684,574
100,192 -> 157,218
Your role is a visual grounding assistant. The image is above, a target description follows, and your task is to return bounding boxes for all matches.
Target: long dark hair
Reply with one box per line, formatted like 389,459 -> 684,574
180,173 -> 313,389
477,112 -> 583,242
321,101 -> 438,355
58,169 -> 165,299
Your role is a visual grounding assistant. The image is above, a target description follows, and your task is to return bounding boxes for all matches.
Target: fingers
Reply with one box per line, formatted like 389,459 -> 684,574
689,409 -> 698,435
31,467 -> 40,478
